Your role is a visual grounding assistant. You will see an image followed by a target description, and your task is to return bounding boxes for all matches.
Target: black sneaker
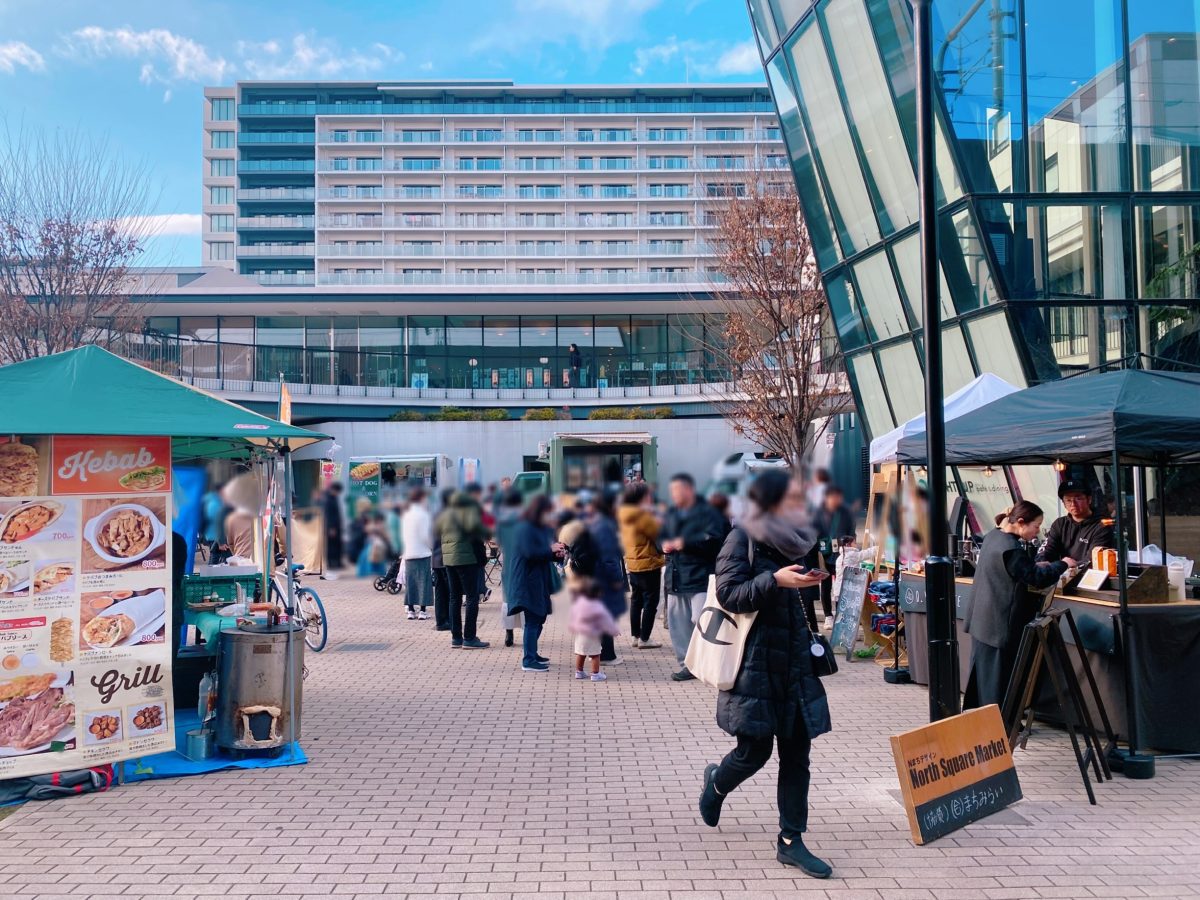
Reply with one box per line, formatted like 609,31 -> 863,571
462,638 -> 490,649
521,661 -> 549,672
451,640 -> 463,648
504,630 -> 514,647
699,763 -> 723,827
535,655 -> 549,664
436,625 -> 451,632
776,837 -> 832,879
671,668 -> 697,682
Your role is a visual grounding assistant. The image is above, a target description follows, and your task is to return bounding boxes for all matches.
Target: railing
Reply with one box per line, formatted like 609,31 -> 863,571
238,243 -> 316,257
300,271 -> 718,287
238,187 -> 317,201
316,214 -> 709,230
238,159 -> 316,173
238,132 -> 315,144
240,100 -> 775,116
237,216 -> 315,229
252,272 -> 317,286
311,129 -> 783,144
311,243 -> 709,258
314,187 -> 706,201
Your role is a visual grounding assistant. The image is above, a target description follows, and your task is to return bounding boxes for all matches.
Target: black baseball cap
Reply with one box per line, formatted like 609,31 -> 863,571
1058,479 -> 1090,500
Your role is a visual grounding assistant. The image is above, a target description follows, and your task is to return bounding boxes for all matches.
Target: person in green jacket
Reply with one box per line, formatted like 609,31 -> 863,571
437,485 -> 493,648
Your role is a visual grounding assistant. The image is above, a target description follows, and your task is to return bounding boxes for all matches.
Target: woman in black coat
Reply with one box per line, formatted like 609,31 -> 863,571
963,500 -> 1073,709
697,469 -> 833,879
505,494 -> 564,673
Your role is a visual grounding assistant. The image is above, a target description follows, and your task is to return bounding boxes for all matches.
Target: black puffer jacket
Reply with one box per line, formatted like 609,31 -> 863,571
714,527 -> 832,741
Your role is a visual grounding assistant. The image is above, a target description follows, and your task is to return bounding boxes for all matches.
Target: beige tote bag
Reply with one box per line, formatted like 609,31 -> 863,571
684,544 -> 759,690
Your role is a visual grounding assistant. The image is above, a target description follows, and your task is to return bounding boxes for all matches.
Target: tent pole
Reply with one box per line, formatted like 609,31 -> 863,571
1114,450 -> 1152,777
283,446 -> 298,753
914,0 -> 959,722
1132,467 -> 1146,552
1158,463 -> 1167,558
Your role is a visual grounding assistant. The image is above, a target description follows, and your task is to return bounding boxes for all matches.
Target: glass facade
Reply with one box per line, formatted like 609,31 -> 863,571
140,313 -> 727,391
751,0 -> 1200,444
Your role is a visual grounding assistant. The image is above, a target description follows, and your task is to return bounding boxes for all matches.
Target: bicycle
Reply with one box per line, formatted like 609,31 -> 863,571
269,564 -> 329,653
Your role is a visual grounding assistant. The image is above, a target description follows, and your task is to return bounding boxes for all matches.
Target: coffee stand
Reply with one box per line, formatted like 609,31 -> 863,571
0,347 -> 327,800
896,366 -> 1200,776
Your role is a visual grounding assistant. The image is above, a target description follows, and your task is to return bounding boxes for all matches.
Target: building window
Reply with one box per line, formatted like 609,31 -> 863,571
576,129 -> 595,142
402,157 -> 440,171
332,130 -> 350,142
763,127 -> 781,141
209,186 -> 233,205
331,157 -> 350,171
355,130 -> 383,143
517,129 -> 563,142
402,129 -> 441,143
649,183 -> 689,198
209,158 -> 234,177
209,214 -> 234,233
577,157 -> 594,170
354,157 -> 383,171
704,128 -> 744,141
704,155 -> 744,170
210,130 -> 234,149
210,98 -> 234,121
598,129 -> 633,142
577,184 -> 594,198
648,128 -> 689,141
705,182 -> 746,198
599,157 -> 633,170
649,155 -> 688,169
600,184 -> 634,198
207,241 -> 234,260
456,129 -> 502,142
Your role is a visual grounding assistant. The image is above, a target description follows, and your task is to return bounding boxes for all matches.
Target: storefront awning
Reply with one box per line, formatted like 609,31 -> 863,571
556,432 -> 654,445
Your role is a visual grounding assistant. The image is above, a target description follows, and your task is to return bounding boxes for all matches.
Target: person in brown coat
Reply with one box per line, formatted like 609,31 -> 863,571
618,482 -> 666,649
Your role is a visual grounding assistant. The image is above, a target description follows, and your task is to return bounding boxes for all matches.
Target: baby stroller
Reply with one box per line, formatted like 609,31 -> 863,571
374,555 -> 404,595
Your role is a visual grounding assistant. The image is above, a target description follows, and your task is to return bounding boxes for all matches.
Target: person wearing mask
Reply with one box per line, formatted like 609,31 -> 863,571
964,501 -> 1074,709
697,469 -> 833,879
346,497 -> 373,571
662,473 -> 729,681
431,487 -> 456,631
1037,479 -> 1115,565
505,494 -> 564,672
568,489 -> 628,666
322,482 -> 345,570
618,482 -> 666,649
814,485 -> 855,629
495,488 -> 526,647
438,485 -> 492,649
401,488 -> 433,621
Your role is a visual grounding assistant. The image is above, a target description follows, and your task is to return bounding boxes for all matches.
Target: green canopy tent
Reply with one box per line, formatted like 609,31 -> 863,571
0,345 -> 326,458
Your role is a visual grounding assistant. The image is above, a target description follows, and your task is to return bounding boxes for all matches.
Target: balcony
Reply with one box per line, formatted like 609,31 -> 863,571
313,271 -> 715,287
238,187 -> 317,201
238,243 -> 316,257
238,159 -> 316,173
316,214 -> 708,230
238,132 -> 315,145
237,215 -> 315,229
311,128 -> 784,144
253,272 -> 317,286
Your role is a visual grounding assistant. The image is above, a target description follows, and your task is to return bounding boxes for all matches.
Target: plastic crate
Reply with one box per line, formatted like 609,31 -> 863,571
182,574 -> 261,607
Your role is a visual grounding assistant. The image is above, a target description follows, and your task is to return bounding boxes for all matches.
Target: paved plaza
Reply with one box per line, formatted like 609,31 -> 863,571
3,577 -> 1199,900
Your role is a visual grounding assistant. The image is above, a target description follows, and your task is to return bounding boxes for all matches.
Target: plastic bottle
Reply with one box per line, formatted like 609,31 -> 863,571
197,672 -> 212,721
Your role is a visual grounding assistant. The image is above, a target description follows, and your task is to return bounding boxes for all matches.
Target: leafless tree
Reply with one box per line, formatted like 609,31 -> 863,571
699,174 -> 850,465
0,125 -> 161,363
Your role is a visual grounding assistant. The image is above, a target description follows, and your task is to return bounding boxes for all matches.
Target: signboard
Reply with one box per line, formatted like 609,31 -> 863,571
830,566 -> 870,659
278,381 -> 293,426
890,705 -> 1022,845
348,460 -> 381,506
0,435 -> 174,779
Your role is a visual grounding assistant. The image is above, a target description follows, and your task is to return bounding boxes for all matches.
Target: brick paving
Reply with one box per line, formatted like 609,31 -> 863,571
2,576 -> 1198,899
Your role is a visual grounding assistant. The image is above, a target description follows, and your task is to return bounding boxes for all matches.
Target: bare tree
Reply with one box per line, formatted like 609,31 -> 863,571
0,125 -> 160,363
700,174 -> 850,465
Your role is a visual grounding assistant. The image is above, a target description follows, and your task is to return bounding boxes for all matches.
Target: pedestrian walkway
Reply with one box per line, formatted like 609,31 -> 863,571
2,579 -> 1198,899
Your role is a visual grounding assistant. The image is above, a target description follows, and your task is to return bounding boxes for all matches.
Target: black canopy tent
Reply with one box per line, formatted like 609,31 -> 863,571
896,367 -> 1200,775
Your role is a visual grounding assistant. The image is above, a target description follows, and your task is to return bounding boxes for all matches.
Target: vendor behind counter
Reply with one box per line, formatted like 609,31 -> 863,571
1037,478 -> 1114,565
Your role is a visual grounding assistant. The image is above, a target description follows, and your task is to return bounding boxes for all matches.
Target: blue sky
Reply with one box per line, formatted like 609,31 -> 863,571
0,0 -> 763,266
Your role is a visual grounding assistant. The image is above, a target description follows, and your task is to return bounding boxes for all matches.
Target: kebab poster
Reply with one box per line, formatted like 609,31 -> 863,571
0,434 -> 175,778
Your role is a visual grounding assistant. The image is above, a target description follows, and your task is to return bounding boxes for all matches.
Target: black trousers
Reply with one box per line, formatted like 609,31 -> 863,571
819,557 -> 837,617
447,563 -> 482,642
600,633 -> 617,662
432,567 -> 450,628
713,715 -> 812,839
628,569 -> 662,641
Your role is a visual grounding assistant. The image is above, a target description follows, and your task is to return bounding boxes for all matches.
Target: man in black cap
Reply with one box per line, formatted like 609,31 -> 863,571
1036,479 -> 1114,566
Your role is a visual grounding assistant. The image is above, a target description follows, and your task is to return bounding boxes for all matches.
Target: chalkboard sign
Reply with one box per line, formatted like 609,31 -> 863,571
831,566 -> 870,660
890,705 -> 1022,845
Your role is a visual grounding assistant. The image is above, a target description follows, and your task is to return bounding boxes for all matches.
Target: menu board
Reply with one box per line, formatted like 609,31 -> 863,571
0,435 -> 174,779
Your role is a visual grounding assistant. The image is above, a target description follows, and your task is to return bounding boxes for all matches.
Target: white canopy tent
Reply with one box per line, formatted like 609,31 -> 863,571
868,373 -> 1021,465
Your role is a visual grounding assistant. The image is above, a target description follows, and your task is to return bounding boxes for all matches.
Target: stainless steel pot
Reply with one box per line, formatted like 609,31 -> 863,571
215,622 -> 304,753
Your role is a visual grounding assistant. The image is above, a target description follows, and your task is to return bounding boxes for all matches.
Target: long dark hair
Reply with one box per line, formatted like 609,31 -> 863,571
622,482 -> 649,506
748,468 -> 790,512
522,494 -> 554,524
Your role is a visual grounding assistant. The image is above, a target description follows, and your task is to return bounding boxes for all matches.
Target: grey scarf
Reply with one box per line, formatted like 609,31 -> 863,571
741,504 -> 815,562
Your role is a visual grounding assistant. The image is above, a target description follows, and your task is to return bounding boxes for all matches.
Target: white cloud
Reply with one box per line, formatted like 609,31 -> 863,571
65,26 -> 230,84
122,213 -> 201,236
0,41 -> 45,74
631,35 -> 762,79
713,40 -> 760,76
472,0 -> 661,56
237,34 -> 402,79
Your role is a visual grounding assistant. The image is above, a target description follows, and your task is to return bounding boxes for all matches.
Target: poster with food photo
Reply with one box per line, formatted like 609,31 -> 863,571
0,433 -> 175,780
80,497 -> 167,574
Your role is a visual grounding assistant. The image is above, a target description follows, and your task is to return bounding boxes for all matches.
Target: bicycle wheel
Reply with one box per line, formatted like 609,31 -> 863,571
373,577 -> 388,592
295,587 -> 328,653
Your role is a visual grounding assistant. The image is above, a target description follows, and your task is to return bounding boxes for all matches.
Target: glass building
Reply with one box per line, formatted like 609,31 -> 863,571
748,0 -> 1200,445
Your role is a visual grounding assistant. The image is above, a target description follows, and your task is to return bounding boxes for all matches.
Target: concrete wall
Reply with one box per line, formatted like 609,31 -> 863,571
305,418 -> 762,489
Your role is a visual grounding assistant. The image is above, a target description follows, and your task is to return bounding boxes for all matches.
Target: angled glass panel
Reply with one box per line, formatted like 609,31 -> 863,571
749,0 -> 781,53
1025,0 -> 1126,193
964,311 -> 1028,387
940,324 -> 976,395
1136,203 -> 1200,300
845,350 -> 895,436
824,271 -> 870,350
876,338 -> 924,422
1129,3 -> 1200,191
853,250 -> 911,341
788,20 -> 881,253
891,230 -> 956,321
941,208 -> 1001,313
771,0 -> 815,36
821,0 -> 918,235
933,0 -> 1025,193
766,53 -> 842,269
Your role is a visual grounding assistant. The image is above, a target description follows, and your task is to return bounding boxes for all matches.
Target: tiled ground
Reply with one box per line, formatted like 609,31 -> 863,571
2,576 -> 1198,899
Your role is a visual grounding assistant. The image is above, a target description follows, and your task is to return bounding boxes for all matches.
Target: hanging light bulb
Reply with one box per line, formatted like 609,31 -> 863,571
983,465 -> 995,477
1053,459 -> 1067,473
